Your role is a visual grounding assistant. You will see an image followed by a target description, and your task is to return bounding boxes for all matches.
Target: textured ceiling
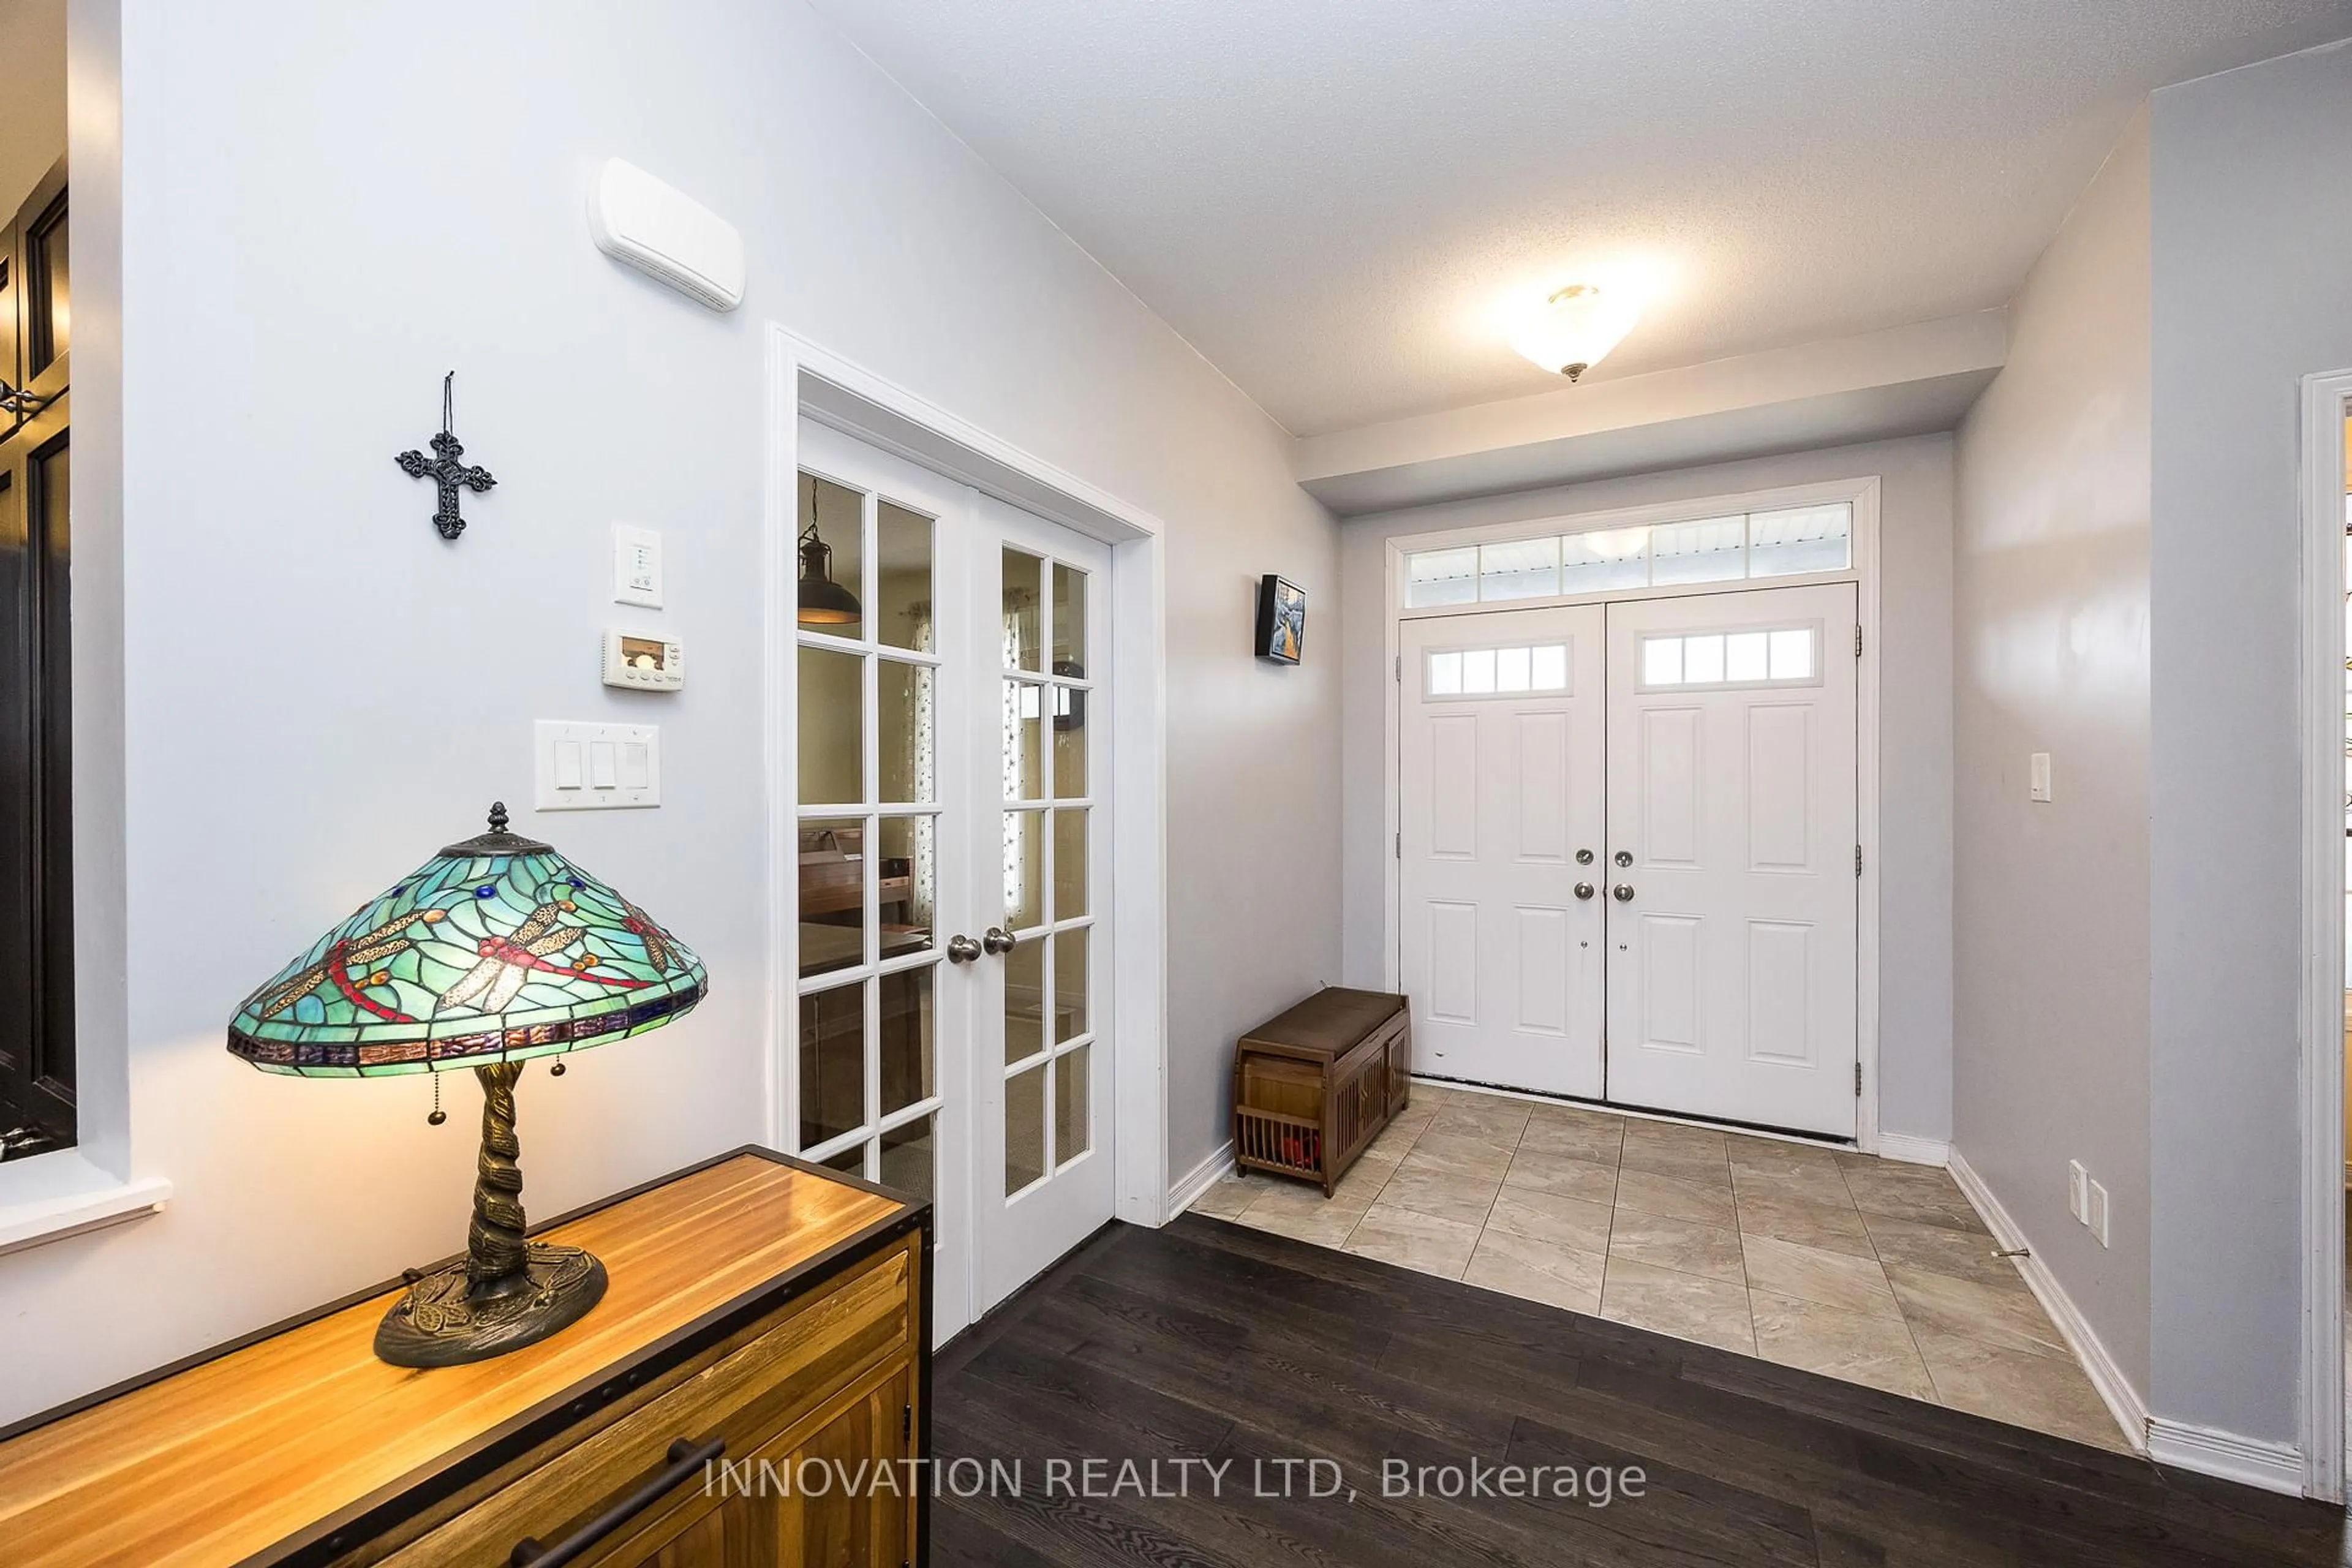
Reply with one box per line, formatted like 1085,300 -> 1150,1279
810,0 -> 2349,435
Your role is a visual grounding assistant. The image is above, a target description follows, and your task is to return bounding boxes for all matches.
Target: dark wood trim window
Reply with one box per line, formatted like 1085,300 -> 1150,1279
1,158 -> 73,1159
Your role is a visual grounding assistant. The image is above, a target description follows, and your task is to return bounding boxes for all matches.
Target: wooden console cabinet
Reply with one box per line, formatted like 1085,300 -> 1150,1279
0,1149 -> 930,1567
1232,987 -> 1411,1196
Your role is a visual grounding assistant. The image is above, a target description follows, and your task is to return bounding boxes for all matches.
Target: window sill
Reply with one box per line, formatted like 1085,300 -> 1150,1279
0,1151 -> 172,1257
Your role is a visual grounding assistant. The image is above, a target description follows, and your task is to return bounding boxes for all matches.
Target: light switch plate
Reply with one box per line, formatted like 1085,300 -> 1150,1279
2068,1159 -> 2087,1222
613,524 -> 663,609
535,721 -> 660,810
2029,752 -> 2053,802
2087,1179 -> 2111,1247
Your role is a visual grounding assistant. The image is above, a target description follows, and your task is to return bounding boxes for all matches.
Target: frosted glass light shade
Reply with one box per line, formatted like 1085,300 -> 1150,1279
1510,284 -> 1640,382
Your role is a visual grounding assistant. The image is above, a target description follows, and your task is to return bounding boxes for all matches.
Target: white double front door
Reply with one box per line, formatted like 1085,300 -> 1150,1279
1398,582 -> 1858,1139
792,422 -> 1114,1343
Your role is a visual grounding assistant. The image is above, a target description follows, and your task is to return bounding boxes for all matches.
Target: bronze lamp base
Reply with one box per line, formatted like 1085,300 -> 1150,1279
374,1060 -> 608,1368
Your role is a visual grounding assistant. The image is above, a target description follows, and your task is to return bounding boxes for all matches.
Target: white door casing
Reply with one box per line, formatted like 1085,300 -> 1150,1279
1604,582 -> 1860,1138
1398,605 -> 1607,1096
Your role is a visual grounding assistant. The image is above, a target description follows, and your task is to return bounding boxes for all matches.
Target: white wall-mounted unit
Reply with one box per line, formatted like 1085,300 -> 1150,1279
588,157 -> 744,312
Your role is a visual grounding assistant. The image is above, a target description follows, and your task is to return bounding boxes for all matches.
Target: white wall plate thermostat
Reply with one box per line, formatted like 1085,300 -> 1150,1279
602,629 -> 685,692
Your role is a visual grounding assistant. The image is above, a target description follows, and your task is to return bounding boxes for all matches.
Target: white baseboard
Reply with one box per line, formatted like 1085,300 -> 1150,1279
1163,1139 -> 1234,1223
1945,1149 -> 2149,1454
1874,1132 -> 1950,1167
2146,1419 -> 2305,1496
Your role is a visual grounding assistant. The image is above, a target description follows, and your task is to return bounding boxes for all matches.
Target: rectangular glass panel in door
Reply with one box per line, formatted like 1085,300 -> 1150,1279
976,496 -> 1113,1315
791,420 -> 970,1345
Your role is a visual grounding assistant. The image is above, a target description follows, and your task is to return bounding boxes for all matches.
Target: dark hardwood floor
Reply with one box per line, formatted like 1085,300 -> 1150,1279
932,1213 -> 2348,1567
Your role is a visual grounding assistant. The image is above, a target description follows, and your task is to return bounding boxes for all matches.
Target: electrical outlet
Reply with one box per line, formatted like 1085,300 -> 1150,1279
2068,1160 -> 2087,1222
2029,752 -> 2053,802
2087,1180 -> 2110,1248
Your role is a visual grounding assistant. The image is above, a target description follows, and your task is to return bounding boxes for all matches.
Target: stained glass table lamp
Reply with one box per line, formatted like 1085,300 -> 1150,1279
225,803 -> 707,1367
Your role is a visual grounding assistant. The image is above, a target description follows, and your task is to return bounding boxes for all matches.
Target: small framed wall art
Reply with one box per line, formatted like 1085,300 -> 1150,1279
1255,574 -> 1306,665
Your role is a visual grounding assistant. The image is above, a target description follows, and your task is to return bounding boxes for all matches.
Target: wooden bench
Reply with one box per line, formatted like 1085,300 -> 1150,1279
1231,988 -> 1411,1196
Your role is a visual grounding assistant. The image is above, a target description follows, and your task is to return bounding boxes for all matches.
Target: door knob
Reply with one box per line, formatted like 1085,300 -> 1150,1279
1574,882 -> 1596,900
1612,884 -> 1635,902
947,934 -> 982,964
982,926 -> 1019,956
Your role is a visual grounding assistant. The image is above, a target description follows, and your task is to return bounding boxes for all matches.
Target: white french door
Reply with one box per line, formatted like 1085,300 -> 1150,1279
968,495 -> 1114,1313
789,422 -> 1114,1343
1397,605 -> 1607,1096
1603,584 -> 1858,1137
1393,579 -> 1859,1139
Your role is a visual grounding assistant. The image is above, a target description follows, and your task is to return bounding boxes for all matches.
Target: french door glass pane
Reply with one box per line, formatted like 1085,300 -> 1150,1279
1006,1061 -> 1047,1193
878,658 -> 934,804
1054,809 -> 1088,919
877,814 -> 935,958
1055,1046 -> 1090,1166
1004,680 -> 1044,799
1052,562 -> 1086,668
798,645 -> 864,805
797,816 -> 865,978
799,984 -> 866,1148
1052,699 -> 1086,798
878,966 -> 935,1117
1004,939 -> 1044,1065
880,1115 -> 935,1201
798,473 -> 865,640
1052,927 -> 1087,1043
876,501 -> 934,652
820,1145 -> 867,1177
1002,547 -> 1044,672
1003,809 -> 1044,930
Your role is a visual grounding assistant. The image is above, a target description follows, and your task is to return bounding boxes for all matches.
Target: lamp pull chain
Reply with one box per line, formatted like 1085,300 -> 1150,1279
428,1074 -> 447,1127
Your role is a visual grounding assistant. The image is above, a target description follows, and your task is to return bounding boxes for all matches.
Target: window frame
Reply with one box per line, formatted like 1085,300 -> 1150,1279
1395,483 -> 1862,620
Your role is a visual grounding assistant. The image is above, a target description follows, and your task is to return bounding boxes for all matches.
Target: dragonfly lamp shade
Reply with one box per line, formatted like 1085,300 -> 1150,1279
226,802 -> 707,1367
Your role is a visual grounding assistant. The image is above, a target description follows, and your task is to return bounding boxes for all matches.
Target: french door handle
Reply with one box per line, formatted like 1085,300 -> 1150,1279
1611,884 -> 1635,902
982,926 -> 1019,956
1574,883 -> 1596,901
947,934 -> 982,964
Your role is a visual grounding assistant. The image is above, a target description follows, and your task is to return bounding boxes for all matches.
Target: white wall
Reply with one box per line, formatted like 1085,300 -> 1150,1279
0,0 -> 1338,1422
0,0 -> 64,214
1338,434 -> 1956,1143
2148,38 -> 2352,1445
1951,114 -> 2153,1399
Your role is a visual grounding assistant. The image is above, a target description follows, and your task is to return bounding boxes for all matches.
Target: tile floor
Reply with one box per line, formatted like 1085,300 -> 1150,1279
1192,1080 -> 2132,1452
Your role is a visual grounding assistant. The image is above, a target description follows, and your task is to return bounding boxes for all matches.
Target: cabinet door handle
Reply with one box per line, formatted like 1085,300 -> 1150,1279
510,1436 -> 725,1567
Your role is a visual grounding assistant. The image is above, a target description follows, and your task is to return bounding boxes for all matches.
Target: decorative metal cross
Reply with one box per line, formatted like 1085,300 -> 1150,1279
396,372 -> 496,541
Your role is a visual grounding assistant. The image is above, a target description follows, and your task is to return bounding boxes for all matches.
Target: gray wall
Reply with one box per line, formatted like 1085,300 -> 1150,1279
0,0 -> 1338,1422
2148,39 -> 2352,1443
1339,434 -> 1956,1143
1952,115 -> 2153,1398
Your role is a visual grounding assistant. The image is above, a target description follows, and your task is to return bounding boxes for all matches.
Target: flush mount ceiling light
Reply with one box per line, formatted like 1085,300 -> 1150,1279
1510,283 -> 1641,383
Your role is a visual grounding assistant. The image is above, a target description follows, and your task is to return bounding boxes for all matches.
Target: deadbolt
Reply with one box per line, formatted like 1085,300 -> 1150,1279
947,934 -> 982,963
1574,882 -> 1596,900
1575,848 -> 1594,865
1613,850 -> 1633,867
1612,883 -> 1635,902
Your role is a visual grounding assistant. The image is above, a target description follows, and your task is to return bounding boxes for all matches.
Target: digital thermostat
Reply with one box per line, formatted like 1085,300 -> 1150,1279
601,629 -> 685,692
